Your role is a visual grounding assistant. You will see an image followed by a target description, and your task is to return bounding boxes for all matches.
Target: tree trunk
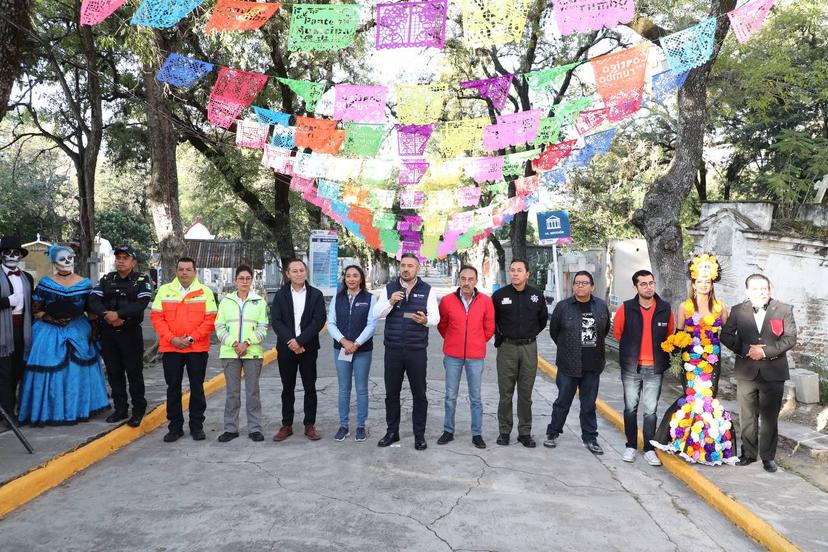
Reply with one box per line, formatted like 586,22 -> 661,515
273,172 -> 296,266
75,157 -> 94,278
0,0 -> 30,123
695,160 -> 708,202
509,211 -> 528,261
722,153 -> 746,201
631,0 -> 736,307
632,68 -> 708,306
77,22 -> 103,279
487,233 -> 506,280
144,48 -> 184,283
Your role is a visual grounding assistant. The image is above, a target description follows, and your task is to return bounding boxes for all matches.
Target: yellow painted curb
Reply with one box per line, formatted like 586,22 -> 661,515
0,347 -> 278,519
536,356 -> 799,552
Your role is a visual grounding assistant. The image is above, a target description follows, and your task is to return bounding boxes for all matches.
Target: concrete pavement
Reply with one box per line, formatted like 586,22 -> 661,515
0,266 -> 759,552
0,328 -> 757,551
0,272 -> 825,550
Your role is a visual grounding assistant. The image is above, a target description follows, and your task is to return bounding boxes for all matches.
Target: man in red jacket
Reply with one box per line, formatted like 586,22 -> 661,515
437,266 -> 495,449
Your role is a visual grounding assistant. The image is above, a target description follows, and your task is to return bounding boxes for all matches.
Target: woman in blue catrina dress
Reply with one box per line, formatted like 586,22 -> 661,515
17,245 -> 109,425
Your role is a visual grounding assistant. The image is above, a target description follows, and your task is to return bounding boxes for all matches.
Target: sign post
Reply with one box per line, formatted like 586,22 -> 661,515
309,229 -> 338,296
536,210 -> 572,303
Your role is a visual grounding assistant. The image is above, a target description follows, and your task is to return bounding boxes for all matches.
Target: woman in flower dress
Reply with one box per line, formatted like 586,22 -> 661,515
653,254 -> 737,465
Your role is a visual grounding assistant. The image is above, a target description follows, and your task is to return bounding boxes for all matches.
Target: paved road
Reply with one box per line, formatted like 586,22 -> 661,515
0,275 -> 758,551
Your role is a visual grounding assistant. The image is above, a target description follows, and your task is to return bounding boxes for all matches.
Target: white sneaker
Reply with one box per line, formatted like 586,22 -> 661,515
622,448 -> 637,463
644,450 -> 662,466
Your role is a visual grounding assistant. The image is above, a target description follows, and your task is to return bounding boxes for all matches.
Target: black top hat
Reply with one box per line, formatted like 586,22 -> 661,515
0,236 -> 29,258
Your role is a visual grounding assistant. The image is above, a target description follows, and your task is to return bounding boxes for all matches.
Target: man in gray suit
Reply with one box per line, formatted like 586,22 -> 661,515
721,274 -> 797,473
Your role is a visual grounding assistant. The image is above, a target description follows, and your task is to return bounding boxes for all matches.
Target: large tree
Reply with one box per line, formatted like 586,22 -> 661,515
5,0 -> 113,276
161,12 -> 376,268
625,0 -> 738,305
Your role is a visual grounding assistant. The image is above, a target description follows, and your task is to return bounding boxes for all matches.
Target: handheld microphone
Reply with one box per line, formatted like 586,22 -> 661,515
399,280 -> 408,306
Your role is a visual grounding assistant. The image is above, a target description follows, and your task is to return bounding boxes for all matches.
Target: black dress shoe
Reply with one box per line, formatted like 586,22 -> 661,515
218,431 -> 239,442
126,414 -> 144,428
763,460 -> 778,473
163,429 -> 184,443
377,432 -> 400,447
517,435 -> 536,448
106,411 -> 129,424
437,431 -> 454,445
249,431 -> 265,442
472,435 -> 486,449
414,436 -> 427,451
584,441 -> 604,455
736,456 -> 757,466
496,433 -> 510,446
191,429 -> 206,441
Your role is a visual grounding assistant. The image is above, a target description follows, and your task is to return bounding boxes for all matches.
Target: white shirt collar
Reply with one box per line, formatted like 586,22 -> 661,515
753,308 -> 766,333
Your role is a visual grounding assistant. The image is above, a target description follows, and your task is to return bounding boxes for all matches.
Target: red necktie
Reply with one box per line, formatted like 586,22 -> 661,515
6,269 -> 20,276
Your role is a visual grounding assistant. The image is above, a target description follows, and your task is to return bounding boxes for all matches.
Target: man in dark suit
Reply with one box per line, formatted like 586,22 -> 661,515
270,259 -> 326,442
0,236 -> 34,422
721,274 -> 797,473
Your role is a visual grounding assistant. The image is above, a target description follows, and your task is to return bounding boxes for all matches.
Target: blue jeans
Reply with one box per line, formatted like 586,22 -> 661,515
443,356 -> 485,436
621,366 -> 663,452
546,370 -> 601,442
336,350 -> 372,428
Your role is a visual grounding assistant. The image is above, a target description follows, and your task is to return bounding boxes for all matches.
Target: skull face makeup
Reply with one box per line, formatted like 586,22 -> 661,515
1,249 -> 22,269
47,245 -> 76,276
54,250 -> 75,275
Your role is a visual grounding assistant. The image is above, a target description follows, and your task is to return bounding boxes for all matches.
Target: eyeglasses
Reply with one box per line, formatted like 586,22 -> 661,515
637,281 -> 656,287
237,277 -> 253,282
573,281 -> 592,287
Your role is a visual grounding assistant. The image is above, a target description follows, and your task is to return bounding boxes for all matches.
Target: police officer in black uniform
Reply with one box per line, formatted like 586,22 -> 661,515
89,246 -> 152,427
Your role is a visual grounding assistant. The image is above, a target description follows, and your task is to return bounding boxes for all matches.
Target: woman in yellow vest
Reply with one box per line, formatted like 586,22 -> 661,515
214,265 -> 269,442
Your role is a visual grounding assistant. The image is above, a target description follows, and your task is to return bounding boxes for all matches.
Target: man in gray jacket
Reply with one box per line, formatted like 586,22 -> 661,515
721,274 -> 797,473
543,271 -> 610,454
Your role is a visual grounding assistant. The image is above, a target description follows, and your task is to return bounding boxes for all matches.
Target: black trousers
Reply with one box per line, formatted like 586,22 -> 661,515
738,377 -> 785,461
100,326 -> 146,416
384,347 -> 427,436
163,352 -> 208,432
0,324 -> 25,416
277,346 -> 318,427
546,370 -> 601,442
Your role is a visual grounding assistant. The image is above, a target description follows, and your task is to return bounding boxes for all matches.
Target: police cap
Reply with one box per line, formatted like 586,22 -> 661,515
114,245 -> 137,258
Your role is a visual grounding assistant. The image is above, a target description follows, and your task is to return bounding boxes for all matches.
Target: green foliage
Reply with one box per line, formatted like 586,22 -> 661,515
0,133 -> 75,241
710,0 -> 828,215
95,208 -> 156,261
565,130 -> 667,247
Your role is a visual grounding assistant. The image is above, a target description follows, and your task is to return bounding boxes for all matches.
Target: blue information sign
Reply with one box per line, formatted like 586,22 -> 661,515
309,230 -> 339,296
536,210 -> 571,244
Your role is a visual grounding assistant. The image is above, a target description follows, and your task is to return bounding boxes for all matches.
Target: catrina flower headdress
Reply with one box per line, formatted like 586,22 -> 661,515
687,252 -> 720,282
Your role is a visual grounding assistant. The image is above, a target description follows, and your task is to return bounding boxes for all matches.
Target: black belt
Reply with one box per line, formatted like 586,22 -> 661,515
503,337 -> 536,345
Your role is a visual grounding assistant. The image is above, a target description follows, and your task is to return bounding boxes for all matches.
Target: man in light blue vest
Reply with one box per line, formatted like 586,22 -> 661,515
373,253 -> 440,450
